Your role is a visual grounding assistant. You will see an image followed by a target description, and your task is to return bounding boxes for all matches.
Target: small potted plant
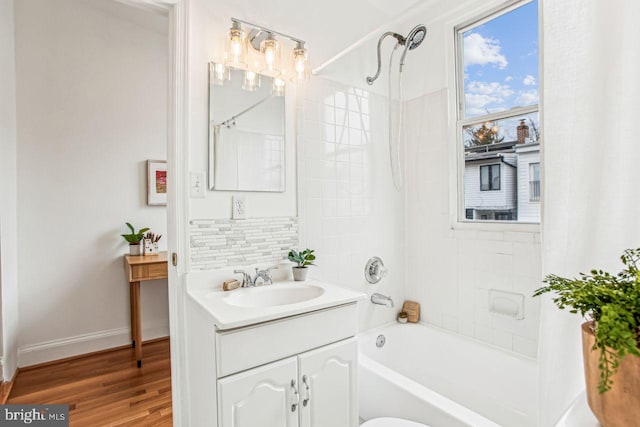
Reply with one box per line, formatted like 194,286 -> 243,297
121,222 -> 150,256
533,248 -> 640,427
288,248 -> 316,281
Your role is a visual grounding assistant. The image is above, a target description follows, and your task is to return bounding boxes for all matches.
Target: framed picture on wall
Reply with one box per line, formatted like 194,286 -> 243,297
147,160 -> 167,206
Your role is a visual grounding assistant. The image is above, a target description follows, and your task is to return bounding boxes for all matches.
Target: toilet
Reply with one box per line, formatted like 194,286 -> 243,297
361,417 -> 430,427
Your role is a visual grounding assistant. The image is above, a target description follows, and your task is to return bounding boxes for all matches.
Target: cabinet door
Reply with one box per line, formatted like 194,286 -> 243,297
298,338 -> 358,427
218,357 -> 299,427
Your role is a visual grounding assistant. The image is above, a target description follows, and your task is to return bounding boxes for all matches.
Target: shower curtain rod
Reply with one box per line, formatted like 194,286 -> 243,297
312,3 -> 427,75
217,95 -> 273,127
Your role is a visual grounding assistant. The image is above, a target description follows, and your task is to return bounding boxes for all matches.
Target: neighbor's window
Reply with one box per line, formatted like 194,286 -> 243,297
456,0 -> 540,223
529,162 -> 540,201
480,164 -> 500,191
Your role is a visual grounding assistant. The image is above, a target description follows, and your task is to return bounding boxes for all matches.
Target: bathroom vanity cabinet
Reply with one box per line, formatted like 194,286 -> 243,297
218,338 -> 357,427
185,278 -> 364,427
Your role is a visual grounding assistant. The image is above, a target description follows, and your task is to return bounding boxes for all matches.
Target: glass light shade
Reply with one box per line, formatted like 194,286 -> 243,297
243,70 -> 260,92
225,23 -> 247,70
260,34 -> 281,77
292,44 -> 310,82
272,77 -> 285,96
211,63 -> 230,86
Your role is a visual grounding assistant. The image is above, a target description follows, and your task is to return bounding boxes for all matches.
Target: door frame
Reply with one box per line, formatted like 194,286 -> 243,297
116,0 -> 191,425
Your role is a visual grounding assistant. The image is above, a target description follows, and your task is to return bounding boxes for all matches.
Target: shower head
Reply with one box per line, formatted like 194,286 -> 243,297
366,25 -> 427,84
406,25 -> 427,50
399,25 -> 427,72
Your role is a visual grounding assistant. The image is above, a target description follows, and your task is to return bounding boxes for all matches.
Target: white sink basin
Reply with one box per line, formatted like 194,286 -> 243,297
223,284 -> 325,308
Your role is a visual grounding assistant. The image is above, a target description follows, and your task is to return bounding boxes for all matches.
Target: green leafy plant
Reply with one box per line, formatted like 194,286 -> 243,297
288,248 -> 316,268
533,248 -> 640,393
121,222 -> 150,245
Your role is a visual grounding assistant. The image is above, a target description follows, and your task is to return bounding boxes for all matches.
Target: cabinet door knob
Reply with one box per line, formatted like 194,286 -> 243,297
290,379 -> 300,412
302,375 -> 311,407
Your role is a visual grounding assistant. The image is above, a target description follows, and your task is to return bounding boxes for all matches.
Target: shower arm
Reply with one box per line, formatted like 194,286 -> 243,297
366,32 -> 405,85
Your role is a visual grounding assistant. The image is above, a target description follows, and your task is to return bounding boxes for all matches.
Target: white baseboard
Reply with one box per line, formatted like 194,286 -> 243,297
17,324 -> 170,367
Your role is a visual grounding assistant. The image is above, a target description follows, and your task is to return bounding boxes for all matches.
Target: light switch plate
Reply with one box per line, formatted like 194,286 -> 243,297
190,172 -> 206,198
232,195 -> 247,219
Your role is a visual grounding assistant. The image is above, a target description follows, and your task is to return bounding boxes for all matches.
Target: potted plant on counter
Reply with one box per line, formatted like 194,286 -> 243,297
121,222 -> 150,256
533,248 -> 640,427
288,248 -> 316,281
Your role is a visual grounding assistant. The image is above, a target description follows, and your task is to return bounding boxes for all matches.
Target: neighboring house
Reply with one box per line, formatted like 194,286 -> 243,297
464,141 -> 518,220
464,138 -> 541,222
515,141 -> 541,222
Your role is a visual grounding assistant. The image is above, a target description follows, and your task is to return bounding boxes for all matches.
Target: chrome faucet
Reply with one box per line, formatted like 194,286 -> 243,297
254,266 -> 277,286
234,269 -> 255,287
234,266 -> 278,287
371,293 -> 394,308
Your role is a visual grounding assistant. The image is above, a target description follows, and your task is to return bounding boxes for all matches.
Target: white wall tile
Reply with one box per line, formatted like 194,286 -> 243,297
405,90 -> 542,359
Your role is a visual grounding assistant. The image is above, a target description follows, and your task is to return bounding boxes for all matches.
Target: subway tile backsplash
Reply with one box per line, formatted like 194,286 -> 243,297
190,217 -> 298,270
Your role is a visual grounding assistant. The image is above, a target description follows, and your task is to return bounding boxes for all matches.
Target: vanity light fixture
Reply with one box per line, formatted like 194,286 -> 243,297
222,18 -> 310,93
292,41 -> 310,82
260,32 -> 281,77
224,21 -> 248,70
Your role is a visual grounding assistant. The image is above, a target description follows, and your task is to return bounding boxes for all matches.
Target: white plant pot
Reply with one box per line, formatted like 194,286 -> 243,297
129,243 -> 141,256
292,267 -> 309,281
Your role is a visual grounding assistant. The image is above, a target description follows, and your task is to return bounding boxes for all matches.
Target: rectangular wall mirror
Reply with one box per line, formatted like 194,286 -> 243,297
209,63 -> 286,192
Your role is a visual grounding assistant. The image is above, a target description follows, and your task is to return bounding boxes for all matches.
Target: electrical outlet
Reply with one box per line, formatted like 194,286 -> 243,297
190,172 -> 206,198
232,195 -> 247,219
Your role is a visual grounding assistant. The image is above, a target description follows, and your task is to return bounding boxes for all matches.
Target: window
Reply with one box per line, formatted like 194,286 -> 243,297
480,164 -> 500,191
529,162 -> 540,201
457,0 -> 540,223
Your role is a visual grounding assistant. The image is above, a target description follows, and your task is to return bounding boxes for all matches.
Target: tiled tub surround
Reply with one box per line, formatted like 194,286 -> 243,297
297,77 -> 406,332
190,217 -> 298,270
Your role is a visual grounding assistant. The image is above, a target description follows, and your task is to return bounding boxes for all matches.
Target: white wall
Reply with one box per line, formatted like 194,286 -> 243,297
0,0 -> 20,381
298,77 -> 406,331
14,0 -> 169,366
188,0 -> 296,221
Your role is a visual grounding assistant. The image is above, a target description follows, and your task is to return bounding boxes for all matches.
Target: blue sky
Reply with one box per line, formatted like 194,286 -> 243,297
463,0 -> 539,119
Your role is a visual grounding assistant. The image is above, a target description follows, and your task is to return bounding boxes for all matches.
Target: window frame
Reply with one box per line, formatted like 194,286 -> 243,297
452,0 -> 541,230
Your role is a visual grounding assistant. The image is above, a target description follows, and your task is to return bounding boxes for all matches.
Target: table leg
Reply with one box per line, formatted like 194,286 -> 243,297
130,283 -> 137,348
133,281 -> 143,368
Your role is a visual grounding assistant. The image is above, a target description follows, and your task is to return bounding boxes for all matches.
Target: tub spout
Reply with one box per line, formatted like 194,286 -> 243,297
371,293 -> 394,308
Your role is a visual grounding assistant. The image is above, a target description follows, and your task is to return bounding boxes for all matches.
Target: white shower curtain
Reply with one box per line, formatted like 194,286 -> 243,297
539,0 -> 640,425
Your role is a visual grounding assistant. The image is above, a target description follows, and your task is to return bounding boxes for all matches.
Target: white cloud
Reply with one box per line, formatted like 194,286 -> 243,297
465,80 -> 515,114
467,81 -> 514,98
504,76 -> 513,82
523,75 -> 536,86
463,33 -> 508,69
516,89 -> 539,105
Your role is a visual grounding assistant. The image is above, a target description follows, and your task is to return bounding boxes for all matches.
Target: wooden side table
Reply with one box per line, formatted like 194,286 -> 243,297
124,251 -> 168,367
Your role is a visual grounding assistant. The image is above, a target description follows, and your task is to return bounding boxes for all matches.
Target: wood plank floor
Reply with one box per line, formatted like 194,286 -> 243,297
8,339 -> 172,427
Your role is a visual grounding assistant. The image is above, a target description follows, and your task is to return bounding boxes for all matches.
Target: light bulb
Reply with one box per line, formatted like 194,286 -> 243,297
291,42 -> 310,82
211,62 -> 229,86
243,70 -> 260,92
225,22 -> 247,70
260,33 -> 281,77
272,77 -> 285,96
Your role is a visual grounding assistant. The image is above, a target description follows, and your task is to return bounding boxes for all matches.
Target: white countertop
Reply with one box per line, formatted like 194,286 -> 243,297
188,279 -> 366,330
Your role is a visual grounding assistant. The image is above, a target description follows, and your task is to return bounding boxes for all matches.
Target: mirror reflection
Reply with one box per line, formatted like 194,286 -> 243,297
209,63 -> 286,192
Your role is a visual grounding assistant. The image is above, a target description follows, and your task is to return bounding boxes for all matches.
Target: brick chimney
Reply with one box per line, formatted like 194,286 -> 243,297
517,119 -> 529,144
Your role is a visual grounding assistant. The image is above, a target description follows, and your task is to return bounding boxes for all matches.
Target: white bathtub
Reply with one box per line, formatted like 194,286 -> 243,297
359,323 -> 537,427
